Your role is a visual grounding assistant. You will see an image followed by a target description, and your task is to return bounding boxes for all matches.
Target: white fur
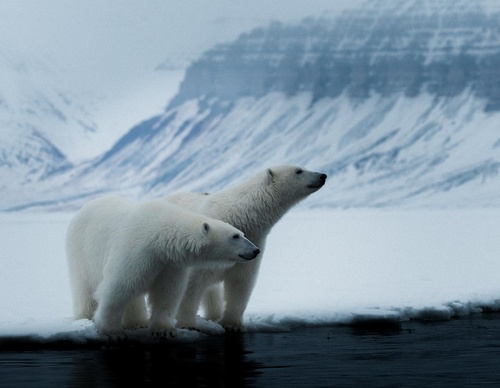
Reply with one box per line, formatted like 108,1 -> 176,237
66,195 -> 259,337
168,165 -> 327,331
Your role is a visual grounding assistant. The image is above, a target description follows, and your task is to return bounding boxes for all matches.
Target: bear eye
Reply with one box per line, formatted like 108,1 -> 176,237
295,169 -> 303,175
232,234 -> 240,239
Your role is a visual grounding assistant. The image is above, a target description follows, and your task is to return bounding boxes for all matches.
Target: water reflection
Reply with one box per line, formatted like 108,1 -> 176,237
0,334 -> 264,387
3,318 -> 500,386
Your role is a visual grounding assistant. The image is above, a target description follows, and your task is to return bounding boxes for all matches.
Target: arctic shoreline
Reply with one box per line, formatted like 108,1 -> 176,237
1,208 -> 500,334
1,313 -> 500,387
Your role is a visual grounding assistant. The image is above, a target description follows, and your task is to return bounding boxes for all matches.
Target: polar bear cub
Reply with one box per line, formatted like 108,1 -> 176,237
66,195 -> 259,337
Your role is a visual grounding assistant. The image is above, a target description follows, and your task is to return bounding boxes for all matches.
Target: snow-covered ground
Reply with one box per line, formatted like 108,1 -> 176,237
0,209 -> 499,343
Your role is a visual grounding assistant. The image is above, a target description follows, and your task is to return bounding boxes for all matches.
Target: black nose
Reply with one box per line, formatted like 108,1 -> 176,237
320,174 -> 327,181
253,249 -> 260,257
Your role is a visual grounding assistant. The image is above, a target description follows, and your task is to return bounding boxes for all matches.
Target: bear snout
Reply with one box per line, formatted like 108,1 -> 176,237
307,173 -> 327,189
239,248 -> 260,261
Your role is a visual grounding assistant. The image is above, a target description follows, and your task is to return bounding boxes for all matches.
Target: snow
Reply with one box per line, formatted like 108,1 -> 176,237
1,208 -> 499,344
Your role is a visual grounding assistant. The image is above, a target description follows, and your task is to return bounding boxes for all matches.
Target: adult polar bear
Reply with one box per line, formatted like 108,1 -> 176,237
66,195 -> 260,337
168,165 -> 327,332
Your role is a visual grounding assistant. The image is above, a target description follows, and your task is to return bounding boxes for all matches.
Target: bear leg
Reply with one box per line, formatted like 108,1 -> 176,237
122,295 -> 149,330
176,271 -> 215,329
220,263 -> 259,332
93,276 -> 132,337
148,267 -> 189,337
201,283 -> 224,322
72,285 -> 98,321
93,300 -> 127,337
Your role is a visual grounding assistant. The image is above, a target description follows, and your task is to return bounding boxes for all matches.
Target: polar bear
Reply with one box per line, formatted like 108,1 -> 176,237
65,195 -> 260,337
167,165 -> 327,332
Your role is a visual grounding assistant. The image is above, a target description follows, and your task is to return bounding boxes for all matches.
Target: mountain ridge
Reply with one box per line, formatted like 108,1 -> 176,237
171,0 -> 500,110
4,0 -> 500,211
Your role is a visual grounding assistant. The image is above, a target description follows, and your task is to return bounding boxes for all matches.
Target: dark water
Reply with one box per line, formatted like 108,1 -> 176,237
1,313 -> 500,387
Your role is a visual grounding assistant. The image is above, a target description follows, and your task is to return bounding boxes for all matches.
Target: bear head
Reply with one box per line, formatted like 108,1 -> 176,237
266,165 -> 327,200
200,220 -> 260,264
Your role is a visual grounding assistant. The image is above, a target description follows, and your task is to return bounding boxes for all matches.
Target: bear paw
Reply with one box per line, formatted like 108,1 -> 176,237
99,330 -> 128,342
149,327 -> 178,338
178,316 -> 225,335
222,323 -> 245,334
95,322 -> 127,340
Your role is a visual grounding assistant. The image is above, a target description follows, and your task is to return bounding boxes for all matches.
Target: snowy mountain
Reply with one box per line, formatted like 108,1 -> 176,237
5,0 -> 500,211
0,46 -> 185,209
0,48 -> 103,199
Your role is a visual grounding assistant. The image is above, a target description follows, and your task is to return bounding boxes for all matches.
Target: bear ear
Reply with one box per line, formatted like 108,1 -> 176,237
202,222 -> 210,234
266,168 -> 274,184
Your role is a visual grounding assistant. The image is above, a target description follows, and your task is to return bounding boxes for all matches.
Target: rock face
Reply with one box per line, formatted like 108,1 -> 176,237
172,0 -> 500,110
4,0 -> 500,211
